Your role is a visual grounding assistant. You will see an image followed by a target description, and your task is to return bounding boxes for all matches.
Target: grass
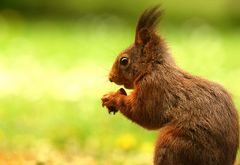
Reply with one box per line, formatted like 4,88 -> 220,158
0,17 -> 240,164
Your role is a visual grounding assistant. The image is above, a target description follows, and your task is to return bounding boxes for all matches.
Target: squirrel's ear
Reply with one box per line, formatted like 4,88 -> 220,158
136,28 -> 151,45
135,6 -> 163,45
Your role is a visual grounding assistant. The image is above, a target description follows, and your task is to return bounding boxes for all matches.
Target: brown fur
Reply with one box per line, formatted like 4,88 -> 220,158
101,6 -> 239,165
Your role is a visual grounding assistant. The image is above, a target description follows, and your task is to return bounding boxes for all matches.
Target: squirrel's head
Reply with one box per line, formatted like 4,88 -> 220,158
109,6 -> 171,89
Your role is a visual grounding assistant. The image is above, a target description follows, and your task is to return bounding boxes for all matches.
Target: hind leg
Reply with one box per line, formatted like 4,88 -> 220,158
154,146 -> 179,165
154,127 -> 182,165
154,136 -> 228,165
154,147 -> 169,165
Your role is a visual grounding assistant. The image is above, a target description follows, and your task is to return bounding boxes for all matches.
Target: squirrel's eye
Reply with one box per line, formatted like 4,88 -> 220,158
120,57 -> 129,66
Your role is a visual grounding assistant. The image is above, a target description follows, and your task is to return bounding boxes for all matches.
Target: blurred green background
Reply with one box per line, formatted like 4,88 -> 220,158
0,0 -> 240,164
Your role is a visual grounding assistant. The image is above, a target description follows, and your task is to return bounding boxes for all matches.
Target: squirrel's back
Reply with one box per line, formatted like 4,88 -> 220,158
148,65 -> 239,165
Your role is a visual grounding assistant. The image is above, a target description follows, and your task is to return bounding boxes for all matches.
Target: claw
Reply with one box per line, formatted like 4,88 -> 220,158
101,95 -> 110,107
108,106 -> 118,115
101,91 -> 122,114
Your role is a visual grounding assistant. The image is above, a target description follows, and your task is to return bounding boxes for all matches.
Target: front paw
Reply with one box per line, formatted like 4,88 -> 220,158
107,106 -> 118,115
101,92 -> 120,114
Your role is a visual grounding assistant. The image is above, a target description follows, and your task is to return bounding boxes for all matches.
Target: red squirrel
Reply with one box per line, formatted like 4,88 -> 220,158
101,6 -> 239,165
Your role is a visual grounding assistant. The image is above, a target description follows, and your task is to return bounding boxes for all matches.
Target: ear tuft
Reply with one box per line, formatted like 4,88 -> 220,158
135,5 -> 163,45
137,28 -> 151,45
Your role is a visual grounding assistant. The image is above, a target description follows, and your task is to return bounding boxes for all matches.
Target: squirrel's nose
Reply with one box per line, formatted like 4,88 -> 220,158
109,75 -> 113,82
109,77 -> 113,82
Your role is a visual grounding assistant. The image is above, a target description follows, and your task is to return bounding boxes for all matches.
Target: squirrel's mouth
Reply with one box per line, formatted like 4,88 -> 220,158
109,75 -> 133,89
123,83 -> 133,89
110,79 -> 133,89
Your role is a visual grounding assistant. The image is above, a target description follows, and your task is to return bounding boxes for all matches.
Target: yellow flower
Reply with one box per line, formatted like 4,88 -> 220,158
116,133 -> 137,151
